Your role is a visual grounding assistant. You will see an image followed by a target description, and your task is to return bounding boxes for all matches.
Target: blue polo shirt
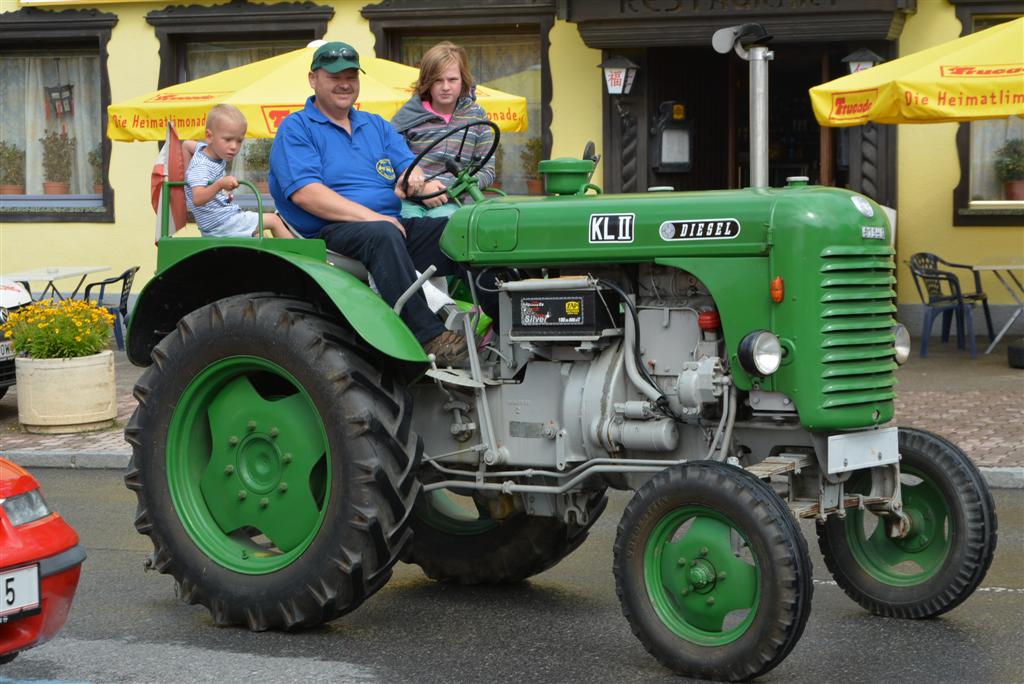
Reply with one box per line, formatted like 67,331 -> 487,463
269,97 -> 415,237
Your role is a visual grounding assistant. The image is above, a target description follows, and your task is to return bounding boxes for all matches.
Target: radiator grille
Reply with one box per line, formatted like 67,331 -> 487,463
818,245 -> 897,409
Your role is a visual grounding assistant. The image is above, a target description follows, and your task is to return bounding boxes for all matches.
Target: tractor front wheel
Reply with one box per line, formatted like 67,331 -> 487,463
614,461 -> 813,682
124,295 -> 421,630
816,427 -> 997,618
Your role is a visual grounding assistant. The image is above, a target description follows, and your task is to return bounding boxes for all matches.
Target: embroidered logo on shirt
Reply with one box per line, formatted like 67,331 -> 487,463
376,158 -> 396,181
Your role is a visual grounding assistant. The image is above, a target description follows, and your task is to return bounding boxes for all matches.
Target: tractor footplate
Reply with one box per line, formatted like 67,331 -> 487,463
745,454 -> 814,479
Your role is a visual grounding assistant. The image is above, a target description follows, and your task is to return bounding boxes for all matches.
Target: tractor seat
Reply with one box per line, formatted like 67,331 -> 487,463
324,251 -> 369,282
276,213 -> 453,315
279,214 -> 369,281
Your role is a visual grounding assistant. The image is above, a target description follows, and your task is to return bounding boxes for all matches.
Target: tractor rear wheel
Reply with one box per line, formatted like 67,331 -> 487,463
614,461 -> 813,682
816,427 -> 997,618
405,487 -> 607,584
124,295 -> 421,630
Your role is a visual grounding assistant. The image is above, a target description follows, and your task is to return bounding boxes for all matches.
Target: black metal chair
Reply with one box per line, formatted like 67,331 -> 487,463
906,253 -> 994,358
82,266 -> 140,351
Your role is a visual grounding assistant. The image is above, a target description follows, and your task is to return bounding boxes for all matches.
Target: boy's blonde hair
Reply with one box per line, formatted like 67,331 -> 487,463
413,41 -> 474,102
206,104 -> 247,133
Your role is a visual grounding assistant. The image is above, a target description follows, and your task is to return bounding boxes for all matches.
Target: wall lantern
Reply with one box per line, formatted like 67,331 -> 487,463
599,56 -> 640,96
842,48 -> 884,74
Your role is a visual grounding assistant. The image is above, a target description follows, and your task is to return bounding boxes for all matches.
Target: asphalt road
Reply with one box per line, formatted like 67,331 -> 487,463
3,469 -> 1022,684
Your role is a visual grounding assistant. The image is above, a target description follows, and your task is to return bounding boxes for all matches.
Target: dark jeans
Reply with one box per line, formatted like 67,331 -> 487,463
319,217 -> 497,343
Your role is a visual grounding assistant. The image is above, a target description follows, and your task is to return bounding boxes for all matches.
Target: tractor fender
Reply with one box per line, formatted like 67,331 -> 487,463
126,242 -> 428,365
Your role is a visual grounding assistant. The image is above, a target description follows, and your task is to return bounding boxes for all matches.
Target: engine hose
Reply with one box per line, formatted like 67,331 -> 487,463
718,387 -> 738,461
598,279 -> 671,409
705,384 -> 731,459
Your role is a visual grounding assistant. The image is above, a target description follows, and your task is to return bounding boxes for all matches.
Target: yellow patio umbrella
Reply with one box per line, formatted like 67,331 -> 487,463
810,17 -> 1024,127
108,46 -> 528,141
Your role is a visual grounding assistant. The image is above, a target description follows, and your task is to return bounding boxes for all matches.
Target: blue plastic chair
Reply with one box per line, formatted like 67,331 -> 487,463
907,253 -> 989,358
82,266 -> 140,351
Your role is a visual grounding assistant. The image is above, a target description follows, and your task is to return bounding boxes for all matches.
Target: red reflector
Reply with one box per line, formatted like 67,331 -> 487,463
770,276 -> 784,303
698,310 -> 721,330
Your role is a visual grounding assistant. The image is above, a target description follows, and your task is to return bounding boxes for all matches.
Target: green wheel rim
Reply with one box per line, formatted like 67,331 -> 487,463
644,506 -> 760,645
167,356 -> 331,574
418,490 -> 500,536
844,465 -> 952,585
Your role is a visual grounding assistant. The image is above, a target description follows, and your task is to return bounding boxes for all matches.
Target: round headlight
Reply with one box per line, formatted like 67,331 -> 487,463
738,331 -> 782,376
893,323 -> 911,365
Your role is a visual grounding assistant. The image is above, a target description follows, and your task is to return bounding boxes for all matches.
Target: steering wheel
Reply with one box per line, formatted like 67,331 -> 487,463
399,119 -> 500,201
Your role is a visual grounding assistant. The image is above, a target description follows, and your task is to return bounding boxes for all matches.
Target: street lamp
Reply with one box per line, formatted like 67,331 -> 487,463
842,48 -> 884,74
598,56 -> 639,96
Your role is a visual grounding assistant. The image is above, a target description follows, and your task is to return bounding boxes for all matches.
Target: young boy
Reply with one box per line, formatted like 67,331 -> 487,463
186,104 -> 290,239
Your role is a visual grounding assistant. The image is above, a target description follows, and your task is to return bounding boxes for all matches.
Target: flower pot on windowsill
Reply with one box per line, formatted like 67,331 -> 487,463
1005,180 -> 1024,201
253,180 -> 270,194
15,350 -> 117,434
43,181 -> 71,195
0,184 -> 25,195
93,183 -> 104,195
526,178 -> 543,195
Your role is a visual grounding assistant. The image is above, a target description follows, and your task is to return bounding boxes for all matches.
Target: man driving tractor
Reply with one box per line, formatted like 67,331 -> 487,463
269,41 -> 496,367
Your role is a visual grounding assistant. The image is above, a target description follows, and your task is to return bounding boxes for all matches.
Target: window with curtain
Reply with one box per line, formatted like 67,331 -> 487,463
0,49 -> 104,210
181,39 -> 305,187
400,34 -> 542,195
951,4 -> 1024,225
966,16 -> 1023,204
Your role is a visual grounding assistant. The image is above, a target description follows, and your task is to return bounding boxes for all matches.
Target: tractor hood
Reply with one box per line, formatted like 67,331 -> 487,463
440,185 -> 889,267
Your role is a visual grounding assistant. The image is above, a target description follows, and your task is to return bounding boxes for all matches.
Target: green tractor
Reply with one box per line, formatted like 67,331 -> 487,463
124,26 -> 996,677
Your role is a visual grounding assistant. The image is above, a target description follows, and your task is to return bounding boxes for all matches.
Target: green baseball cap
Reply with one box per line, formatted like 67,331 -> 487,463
311,41 -> 363,73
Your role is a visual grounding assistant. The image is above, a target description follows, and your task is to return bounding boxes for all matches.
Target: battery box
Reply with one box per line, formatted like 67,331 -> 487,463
509,289 -> 620,338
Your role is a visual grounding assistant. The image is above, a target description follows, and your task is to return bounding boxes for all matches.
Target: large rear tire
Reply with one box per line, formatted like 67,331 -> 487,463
124,295 -> 421,630
816,427 -> 997,618
614,461 -> 813,682
405,487 -> 607,584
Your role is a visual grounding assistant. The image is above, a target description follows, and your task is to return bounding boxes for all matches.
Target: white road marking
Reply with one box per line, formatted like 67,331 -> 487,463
813,579 -> 1024,593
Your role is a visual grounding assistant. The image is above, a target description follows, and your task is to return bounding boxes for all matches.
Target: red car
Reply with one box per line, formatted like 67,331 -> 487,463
0,458 -> 85,664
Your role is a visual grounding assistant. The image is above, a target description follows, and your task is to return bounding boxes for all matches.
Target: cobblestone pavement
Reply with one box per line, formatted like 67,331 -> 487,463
894,391 -> 1023,468
1,339 -> 1021,474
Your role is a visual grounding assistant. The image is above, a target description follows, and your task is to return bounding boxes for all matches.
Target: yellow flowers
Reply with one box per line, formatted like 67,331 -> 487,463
0,298 -> 115,359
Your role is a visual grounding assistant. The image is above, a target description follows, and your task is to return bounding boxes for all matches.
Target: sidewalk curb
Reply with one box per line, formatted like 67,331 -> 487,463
2,451 -> 130,470
3,450 -> 1023,489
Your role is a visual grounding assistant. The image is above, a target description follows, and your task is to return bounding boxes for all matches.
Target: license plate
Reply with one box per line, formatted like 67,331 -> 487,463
827,427 -> 899,474
0,340 -> 12,361
0,565 -> 40,619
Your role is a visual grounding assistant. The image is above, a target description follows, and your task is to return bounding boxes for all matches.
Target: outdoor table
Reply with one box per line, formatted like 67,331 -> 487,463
1,266 -> 110,301
973,257 -> 1024,354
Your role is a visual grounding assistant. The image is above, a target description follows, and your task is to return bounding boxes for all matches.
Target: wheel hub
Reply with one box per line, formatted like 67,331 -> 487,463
687,558 -> 718,594
897,508 -> 933,552
235,427 -> 285,496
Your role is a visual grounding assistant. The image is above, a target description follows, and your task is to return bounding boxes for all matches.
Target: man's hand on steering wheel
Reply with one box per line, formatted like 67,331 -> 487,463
395,165 -> 426,200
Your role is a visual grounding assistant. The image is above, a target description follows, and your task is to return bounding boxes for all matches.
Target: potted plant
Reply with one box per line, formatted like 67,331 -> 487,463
0,298 -> 117,434
245,139 -> 272,194
87,143 -> 104,194
0,141 -> 26,195
994,138 -> 1024,201
519,137 -> 544,195
39,130 -> 76,195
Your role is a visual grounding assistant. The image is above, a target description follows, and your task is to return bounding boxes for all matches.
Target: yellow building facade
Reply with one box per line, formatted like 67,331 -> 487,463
0,0 -> 1020,331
